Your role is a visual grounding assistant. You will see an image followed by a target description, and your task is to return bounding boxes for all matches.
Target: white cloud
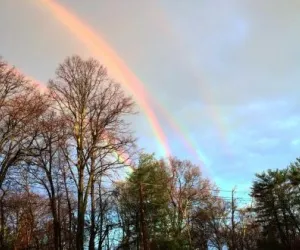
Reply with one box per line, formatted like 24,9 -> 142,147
291,139 -> 300,147
273,117 -> 300,130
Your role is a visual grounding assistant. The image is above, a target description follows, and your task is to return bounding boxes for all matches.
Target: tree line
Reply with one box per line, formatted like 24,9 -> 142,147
0,55 -> 300,250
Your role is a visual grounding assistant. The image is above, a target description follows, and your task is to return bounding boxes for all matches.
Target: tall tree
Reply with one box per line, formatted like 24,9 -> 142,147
252,162 -> 300,249
49,55 -> 135,250
116,154 -> 171,249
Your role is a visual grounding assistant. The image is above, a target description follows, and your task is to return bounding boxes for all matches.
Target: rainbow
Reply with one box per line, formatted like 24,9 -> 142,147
101,132 -> 135,174
152,2 -> 231,157
4,63 -> 48,92
25,75 -> 48,92
36,0 -> 218,168
12,65 -> 135,174
37,0 -> 171,158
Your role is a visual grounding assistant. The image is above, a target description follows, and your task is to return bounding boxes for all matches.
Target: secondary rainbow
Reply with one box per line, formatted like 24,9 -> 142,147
153,2 -> 231,157
37,0 -> 218,167
38,0 -> 171,158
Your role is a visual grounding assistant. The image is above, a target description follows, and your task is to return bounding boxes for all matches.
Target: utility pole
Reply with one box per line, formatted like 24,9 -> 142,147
231,187 -> 236,250
139,182 -> 149,250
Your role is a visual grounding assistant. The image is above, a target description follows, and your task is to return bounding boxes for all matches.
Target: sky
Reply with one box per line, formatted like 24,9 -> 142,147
1,0 -> 300,198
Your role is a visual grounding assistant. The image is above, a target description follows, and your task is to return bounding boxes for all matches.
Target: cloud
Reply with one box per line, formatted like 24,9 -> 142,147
273,117 -> 300,130
195,97 -> 300,189
291,139 -> 300,147
1,0 -> 300,192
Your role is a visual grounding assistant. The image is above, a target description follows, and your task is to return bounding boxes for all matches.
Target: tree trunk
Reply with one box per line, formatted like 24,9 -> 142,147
89,175 -> 96,250
231,189 -> 236,250
0,196 -> 4,248
76,125 -> 85,250
57,195 -> 62,250
76,166 -> 85,250
139,183 -> 149,250
97,181 -> 104,250
50,198 -> 61,250
62,167 -> 73,250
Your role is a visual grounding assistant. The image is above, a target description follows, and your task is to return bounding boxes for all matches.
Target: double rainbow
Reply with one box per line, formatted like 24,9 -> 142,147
31,0 -> 222,170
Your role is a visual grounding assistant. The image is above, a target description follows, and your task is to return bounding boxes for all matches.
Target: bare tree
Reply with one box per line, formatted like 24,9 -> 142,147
0,167 -> 52,249
27,111 -> 68,250
49,55 -> 136,250
168,158 -> 212,244
0,58 -> 49,189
